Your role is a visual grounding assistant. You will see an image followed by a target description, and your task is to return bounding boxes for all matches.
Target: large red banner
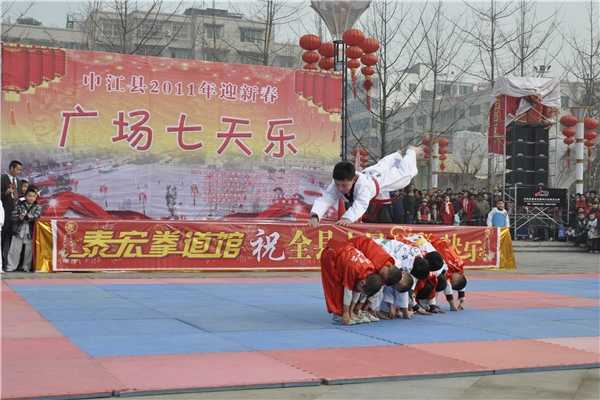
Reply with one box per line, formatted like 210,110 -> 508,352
50,220 -> 501,271
2,44 -> 341,222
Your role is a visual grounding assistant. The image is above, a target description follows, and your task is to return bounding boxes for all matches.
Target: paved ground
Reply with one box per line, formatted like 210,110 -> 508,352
2,249 -> 599,399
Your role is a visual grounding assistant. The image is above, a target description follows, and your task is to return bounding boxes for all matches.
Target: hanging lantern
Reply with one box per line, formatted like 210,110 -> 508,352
439,161 -> 446,179
299,34 -> 322,51
2,44 -> 31,125
559,115 -> 578,127
422,136 -> 431,145
346,55 -> 361,98
423,146 -> 430,154
361,38 -> 380,54
438,147 -> 448,155
318,57 -> 334,71
360,50 -> 378,109
584,118 -> 599,130
584,130 -> 598,141
562,127 -> 576,138
342,29 -> 365,47
302,51 -> 320,64
584,139 -> 596,170
439,154 -> 447,161
438,137 -> 450,147
318,42 -> 335,58
303,64 -> 318,71
564,137 -> 575,169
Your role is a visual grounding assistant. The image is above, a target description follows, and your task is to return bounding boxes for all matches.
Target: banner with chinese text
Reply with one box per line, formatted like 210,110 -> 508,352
2,44 -> 341,221
48,220 -> 503,271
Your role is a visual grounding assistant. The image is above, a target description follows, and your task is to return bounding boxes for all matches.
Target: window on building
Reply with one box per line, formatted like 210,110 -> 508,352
205,25 -> 222,39
240,28 -> 264,43
468,104 -> 481,116
238,51 -> 263,65
138,22 -> 161,38
561,95 -> 570,108
171,22 -> 189,39
451,84 -> 458,95
170,48 -> 188,59
204,49 -> 228,62
459,85 -> 473,95
138,46 -> 162,57
417,115 -> 427,126
409,83 -> 417,93
404,116 -> 414,130
102,19 -> 120,37
277,56 -> 294,68
483,101 -> 490,111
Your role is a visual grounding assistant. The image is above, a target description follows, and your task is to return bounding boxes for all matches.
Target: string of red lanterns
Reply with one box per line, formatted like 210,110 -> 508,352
299,29 -> 380,109
560,114 -> 598,170
584,117 -> 598,170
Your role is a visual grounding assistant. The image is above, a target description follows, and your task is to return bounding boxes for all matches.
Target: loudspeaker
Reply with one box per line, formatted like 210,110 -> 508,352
534,129 -> 549,143
533,142 -> 549,157
533,171 -> 549,186
506,156 -> 535,171
506,170 -> 533,186
534,157 -> 549,172
507,141 -> 528,156
506,128 -> 530,142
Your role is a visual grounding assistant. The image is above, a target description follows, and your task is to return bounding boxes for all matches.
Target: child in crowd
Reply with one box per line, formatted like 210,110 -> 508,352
587,213 -> 599,253
574,212 -> 588,248
416,198 -> 430,223
454,208 -> 466,225
308,146 -> 422,228
18,180 -> 29,200
487,200 -> 510,227
430,202 -> 440,224
6,187 -> 42,272
440,195 -> 455,225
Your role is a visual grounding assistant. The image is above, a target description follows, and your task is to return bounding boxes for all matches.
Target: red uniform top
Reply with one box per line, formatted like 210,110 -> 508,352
426,234 -> 465,280
413,271 -> 438,300
348,237 -> 395,272
320,239 -> 376,315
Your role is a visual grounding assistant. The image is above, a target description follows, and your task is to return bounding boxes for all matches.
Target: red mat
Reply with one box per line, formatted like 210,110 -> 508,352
96,352 -> 321,395
0,281 -> 14,292
2,337 -> 88,362
1,309 -> 47,323
536,337 -> 600,354
409,339 -> 600,371
1,358 -> 125,399
534,297 -> 600,308
1,321 -> 63,339
264,346 -> 489,383
0,299 -> 33,311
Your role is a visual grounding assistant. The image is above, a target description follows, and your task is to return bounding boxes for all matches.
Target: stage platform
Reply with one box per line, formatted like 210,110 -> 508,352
1,274 -> 599,399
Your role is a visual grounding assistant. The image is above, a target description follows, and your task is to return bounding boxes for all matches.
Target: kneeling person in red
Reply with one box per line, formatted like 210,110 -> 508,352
320,239 -> 384,325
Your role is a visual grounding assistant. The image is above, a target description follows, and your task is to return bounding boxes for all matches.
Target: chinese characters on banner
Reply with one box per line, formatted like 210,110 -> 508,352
51,220 -> 501,271
1,47 -> 341,221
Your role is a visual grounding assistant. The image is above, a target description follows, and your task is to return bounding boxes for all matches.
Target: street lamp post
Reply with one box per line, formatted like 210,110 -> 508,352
310,1 -> 372,161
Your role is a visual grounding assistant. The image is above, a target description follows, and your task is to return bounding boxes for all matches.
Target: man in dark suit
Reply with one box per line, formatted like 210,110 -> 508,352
1,160 -> 23,269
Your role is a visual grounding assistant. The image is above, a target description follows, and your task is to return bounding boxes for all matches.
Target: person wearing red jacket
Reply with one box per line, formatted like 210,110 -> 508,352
439,195 -> 455,225
460,192 -> 476,225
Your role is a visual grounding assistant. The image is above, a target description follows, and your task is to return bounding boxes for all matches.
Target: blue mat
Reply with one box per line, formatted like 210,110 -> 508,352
464,320 -> 600,339
68,332 -> 249,357
180,312 -> 326,332
38,306 -> 169,321
52,318 -> 202,337
216,328 -> 394,351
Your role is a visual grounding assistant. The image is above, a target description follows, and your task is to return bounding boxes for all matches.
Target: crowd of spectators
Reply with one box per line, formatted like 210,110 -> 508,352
365,183 -> 506,227
563,191 -> 600,252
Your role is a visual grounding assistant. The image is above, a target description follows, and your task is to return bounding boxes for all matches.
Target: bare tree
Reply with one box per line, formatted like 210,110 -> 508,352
349,0 -> 427,160
228,0 -> 306,66
559,0 -> 600,191
1,1 -> 36,37
503,0 -> 563,77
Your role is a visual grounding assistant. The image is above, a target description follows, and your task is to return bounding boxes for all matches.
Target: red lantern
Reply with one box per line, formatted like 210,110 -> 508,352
318,42 -> 335,58
361,38 -> 380,54
438,147 -> 448,155
361,66 -> 374,76
562,127 -> 576,137
41,47 -> 56,82
345,46 -> 363,60
424,153 -> 430,159
2,44 -> 30,92
302,51 -> 320,64
55,48 -> 66,78
424,146 -> 430,154
28,46 -> 44,87
438,138 -> 450,147
440,162 -> 446,178
584,139 -> 595,147
560,115 -> 578,127
318,57 -> 334,70
299,34 -> 322,51
439,154 -> 447,161
361,53 -> 377,67
584,130 -> 598,141
563,137 -> 575,146
346,59 -> 361,69
303,64 -> 317,71
342,29 -> 365,46
584,118 -> 599,130
422,136 -> 431,145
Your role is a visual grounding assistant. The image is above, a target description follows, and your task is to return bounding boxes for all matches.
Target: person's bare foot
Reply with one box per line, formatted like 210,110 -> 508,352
407,145 -> 424,157
375,310 -> 390,320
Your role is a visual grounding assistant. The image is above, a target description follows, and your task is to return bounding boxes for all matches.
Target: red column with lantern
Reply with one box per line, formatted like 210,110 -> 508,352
560,115 -> 578,169
584,118 -> 598,170
342,29 -> 365,98
360,38 -> 379,109
299,34 -> 322,101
